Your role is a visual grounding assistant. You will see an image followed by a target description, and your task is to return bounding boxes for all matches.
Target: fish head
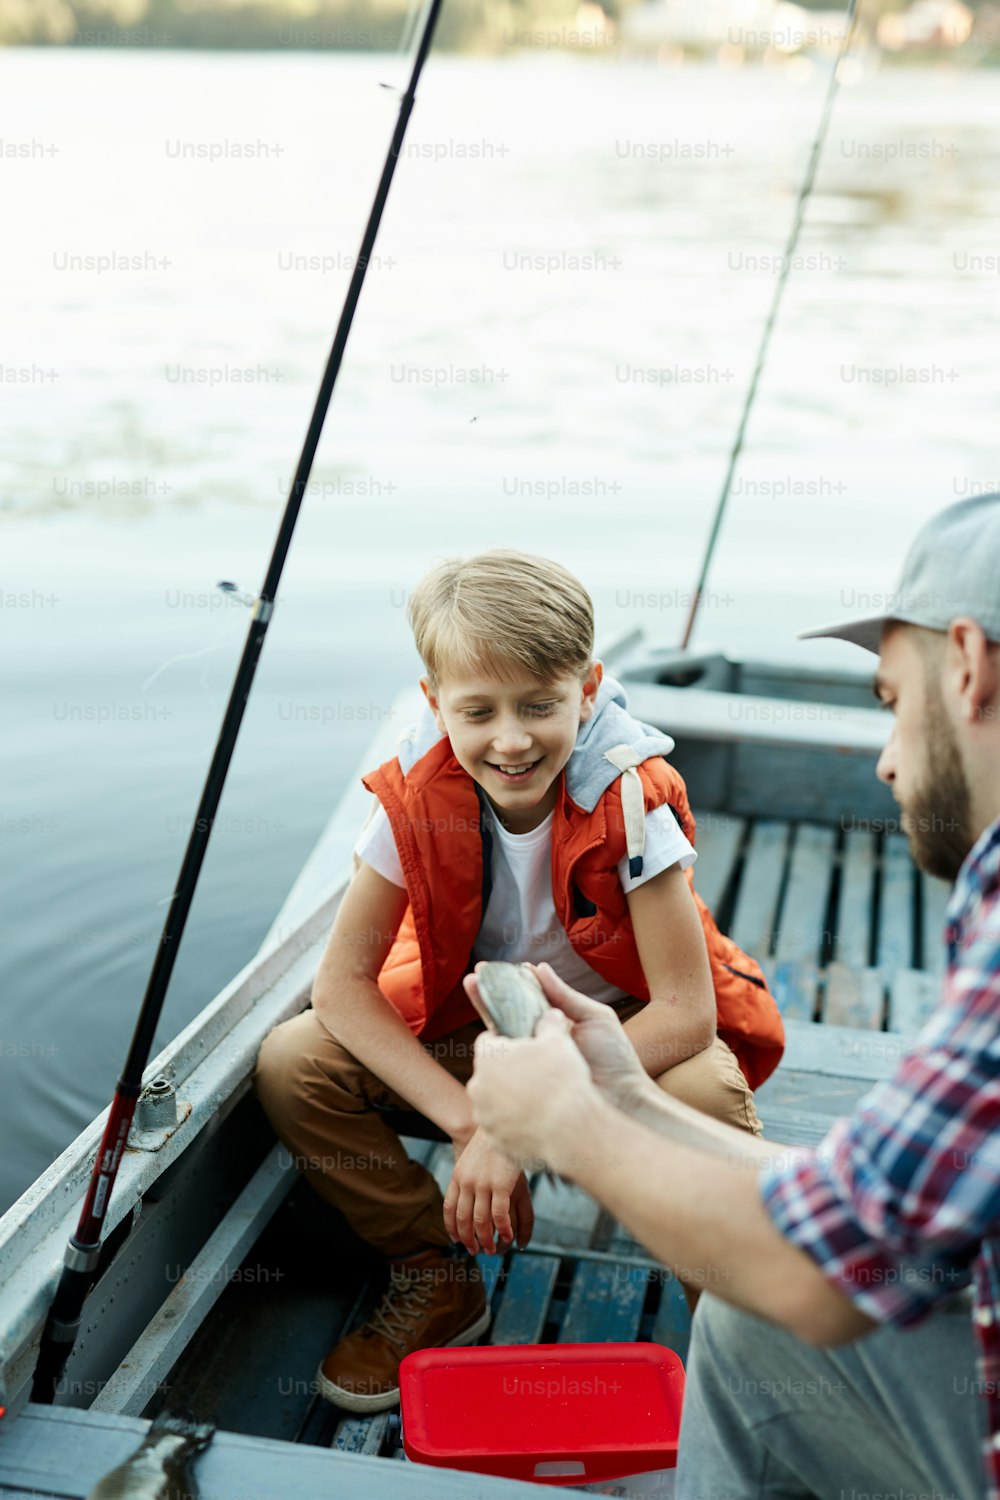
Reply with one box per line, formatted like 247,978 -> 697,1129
473,962 -> 550,1038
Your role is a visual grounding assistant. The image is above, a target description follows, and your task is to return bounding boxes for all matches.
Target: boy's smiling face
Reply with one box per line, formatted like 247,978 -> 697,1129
421,661 -> 603,833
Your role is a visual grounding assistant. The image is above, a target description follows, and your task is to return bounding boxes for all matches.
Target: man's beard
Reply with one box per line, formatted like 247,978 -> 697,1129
900,676 -> 975,885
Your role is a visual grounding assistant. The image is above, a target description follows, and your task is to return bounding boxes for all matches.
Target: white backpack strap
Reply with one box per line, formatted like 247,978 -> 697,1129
603,745 -> 646,878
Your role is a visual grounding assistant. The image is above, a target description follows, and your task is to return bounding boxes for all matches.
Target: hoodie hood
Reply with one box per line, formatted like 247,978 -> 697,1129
393,674 -> 674,814
566,674 -> 675,812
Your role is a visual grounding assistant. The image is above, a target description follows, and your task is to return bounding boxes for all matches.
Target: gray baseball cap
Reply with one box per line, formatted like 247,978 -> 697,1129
799,493 -> 1000,654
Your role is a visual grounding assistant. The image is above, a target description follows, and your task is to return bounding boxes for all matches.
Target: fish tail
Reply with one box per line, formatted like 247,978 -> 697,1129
148,1409 -> 215,1449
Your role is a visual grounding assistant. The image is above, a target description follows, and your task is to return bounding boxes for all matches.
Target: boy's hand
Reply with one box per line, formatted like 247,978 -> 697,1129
528,962 -> 651,1115
444,1128 -> 534,1256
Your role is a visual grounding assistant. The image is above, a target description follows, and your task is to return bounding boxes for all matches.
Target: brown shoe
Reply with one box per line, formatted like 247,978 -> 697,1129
316,1248 -> 490,1412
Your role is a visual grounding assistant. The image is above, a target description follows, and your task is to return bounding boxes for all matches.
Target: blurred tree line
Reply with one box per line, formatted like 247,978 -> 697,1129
3,0 -> 998,54
3,0 -> 525,49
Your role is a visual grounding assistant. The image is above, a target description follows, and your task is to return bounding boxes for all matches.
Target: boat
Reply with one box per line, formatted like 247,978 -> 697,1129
0,0 -> 939,1484
0,630 -> 949,1497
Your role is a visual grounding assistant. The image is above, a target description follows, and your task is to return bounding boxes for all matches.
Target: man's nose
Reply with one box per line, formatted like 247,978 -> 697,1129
876,726 -> 896,786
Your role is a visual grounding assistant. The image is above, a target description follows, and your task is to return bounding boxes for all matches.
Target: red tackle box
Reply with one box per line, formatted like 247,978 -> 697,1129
399,1342 -> 684,1487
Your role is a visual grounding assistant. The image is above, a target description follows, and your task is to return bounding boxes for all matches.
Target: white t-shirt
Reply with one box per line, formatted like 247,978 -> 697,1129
354,795 -> 697,1006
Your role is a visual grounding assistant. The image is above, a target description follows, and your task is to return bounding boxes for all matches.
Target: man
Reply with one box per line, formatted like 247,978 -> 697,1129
466,494 -> 1000,1500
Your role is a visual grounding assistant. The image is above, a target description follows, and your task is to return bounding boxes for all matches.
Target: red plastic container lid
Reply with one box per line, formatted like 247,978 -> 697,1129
400,1342 -> 684,1487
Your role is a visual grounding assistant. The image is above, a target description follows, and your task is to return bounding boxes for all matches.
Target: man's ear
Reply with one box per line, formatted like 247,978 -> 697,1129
420,675 -> 448,735
578,661 -> 603,722
949,620 -> 1000,725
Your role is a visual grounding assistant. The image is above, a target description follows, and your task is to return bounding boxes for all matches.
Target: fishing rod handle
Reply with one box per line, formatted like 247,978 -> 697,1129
29,1241 -> 102,1404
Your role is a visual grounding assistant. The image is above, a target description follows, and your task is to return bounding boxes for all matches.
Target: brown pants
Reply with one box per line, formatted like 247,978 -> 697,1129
253,1000 -> 761,1258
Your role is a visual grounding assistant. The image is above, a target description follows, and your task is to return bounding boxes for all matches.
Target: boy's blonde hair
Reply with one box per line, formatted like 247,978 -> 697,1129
408,549 -> 594,686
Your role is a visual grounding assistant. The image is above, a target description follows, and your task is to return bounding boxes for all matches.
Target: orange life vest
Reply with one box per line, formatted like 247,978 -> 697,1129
363,737 -> 784,1091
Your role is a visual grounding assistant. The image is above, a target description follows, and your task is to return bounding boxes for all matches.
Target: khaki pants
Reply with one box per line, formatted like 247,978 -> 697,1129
254,1000 -> 761,1258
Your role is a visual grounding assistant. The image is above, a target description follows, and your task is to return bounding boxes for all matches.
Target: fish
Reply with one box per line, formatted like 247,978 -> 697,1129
474,962 -> 550,1039
85,1410 -> 215,1500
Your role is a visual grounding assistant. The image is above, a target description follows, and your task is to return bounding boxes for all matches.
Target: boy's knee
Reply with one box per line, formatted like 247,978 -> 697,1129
255,1007 -> 383,1115
655,1037 -> 761,1135
254,1010 -> 341,1123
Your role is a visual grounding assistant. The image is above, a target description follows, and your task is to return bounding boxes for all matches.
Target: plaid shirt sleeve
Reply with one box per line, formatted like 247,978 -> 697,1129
759,882 -> 1000,1328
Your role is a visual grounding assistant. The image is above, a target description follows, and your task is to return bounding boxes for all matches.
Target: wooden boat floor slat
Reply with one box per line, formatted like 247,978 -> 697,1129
727,819 -> 790,963
689,812 -> 745,914
692,809 -> 943,1029
560,1262 -> 648,1345
767,824 -> 837,1021
879,834 -> 917,973
821,962 -> 885,1030
888,968 -> 940,1036
836,831 -> 878,969
490,1255 -> 560,1345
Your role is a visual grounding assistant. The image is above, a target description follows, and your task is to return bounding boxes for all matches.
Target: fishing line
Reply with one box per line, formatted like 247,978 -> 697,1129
140,613 -> 245,693
140,582 -> 264,696
30,0 -> 446,1406
679,0 -> 863,650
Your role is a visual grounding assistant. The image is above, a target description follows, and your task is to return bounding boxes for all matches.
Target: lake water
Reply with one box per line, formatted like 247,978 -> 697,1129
2,45 -> 999,1212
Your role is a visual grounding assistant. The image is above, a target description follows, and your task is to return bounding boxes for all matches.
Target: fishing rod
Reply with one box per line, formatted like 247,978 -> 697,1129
679,0 -> 862,651
30,0 -> 445,1405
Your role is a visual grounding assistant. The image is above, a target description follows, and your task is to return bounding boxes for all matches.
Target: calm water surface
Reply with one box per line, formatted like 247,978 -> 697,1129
2,48 -> 998,1211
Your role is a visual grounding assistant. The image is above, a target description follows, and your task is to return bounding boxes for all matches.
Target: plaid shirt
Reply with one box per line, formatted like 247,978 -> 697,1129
761,814 -> 1000,1499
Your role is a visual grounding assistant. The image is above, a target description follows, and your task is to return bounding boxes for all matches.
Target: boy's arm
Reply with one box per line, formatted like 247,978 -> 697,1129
314,861 -> 532,1255
311,861 -> 474,1141
622,863 -> 716,1076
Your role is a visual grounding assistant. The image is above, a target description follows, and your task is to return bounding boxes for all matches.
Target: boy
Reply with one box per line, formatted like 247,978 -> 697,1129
254,548 -> 784,1412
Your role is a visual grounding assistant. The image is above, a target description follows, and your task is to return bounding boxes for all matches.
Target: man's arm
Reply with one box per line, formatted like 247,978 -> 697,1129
559,1093 -> 876,1345
467,1017 -> 876,1346
622,864 -> 716,1075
